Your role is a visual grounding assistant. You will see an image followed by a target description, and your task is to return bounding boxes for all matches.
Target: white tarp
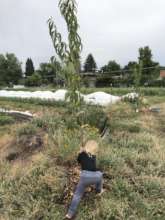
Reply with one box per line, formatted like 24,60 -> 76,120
0,108 -> 33,117
0,89 -> 138,106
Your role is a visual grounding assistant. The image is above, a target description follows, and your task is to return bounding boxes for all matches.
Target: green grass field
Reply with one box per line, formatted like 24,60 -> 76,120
0,88 -> 165,220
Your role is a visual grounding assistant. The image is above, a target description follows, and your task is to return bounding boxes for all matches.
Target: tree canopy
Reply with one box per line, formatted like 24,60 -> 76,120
123,61 -> 137,86
84,54 -> 97,72
101,60 -> 121,75
38,58 -> 62,84
0,53 -> 22,86
25,58 -> 35,77
138,46 -> 159,85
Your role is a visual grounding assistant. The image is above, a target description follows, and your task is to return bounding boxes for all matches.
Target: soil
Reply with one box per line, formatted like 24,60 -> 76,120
5,132 -> 45,162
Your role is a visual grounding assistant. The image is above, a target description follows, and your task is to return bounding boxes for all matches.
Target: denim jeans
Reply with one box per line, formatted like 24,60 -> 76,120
67,170 -> 103,217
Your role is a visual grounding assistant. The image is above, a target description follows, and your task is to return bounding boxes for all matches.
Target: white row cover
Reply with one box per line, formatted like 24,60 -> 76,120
0,89 -> 138,106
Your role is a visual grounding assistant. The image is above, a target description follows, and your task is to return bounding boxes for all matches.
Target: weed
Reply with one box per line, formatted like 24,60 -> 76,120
17,123 -> 38,136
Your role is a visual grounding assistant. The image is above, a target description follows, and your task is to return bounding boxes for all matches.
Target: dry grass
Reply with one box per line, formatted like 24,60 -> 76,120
0,95 -> 165,219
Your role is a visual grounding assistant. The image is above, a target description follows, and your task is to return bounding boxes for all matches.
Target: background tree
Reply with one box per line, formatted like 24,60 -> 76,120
101,60 -> 121,75
38,58 -> 62,84
0,53 -> 22,86
138,46 -> 159,85
38,63 -> 54,84
133,60 -> 143,91
25,72 -> 42,87
0,54 -> 6,86
48,0 -> 82,108
25,58 -> 35,77
123,61 -> 137,86
84,54 -> 97,72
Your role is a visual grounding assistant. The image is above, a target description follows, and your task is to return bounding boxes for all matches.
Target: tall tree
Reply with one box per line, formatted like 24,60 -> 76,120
138,46 -> 159,85
25,58 -> 35,77
84,54 -> 97,72
0,53 -> 22,86
101,60 -> 121,75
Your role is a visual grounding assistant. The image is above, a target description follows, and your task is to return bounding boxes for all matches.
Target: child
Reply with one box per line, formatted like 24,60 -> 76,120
65,140 -> 104,219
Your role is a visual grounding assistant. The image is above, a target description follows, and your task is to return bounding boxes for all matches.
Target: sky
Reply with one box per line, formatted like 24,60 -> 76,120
0,0 -> 165,70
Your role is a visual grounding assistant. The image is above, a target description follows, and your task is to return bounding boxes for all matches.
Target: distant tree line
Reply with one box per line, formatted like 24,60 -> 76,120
0,54 -> 63,87
83,46 -> 162,87
0,46 -> 164,88
24,57 -> 62,87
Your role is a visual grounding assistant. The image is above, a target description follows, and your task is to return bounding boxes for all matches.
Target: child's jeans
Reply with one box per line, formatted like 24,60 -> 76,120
67,170 -> 103,217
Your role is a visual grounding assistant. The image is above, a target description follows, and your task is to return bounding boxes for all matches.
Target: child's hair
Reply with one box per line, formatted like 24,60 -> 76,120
84,140 -> 99,155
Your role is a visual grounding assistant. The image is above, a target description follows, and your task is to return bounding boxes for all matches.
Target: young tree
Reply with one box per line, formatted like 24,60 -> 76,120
138,46 -> 159,85
48,0 -> 82,108
84,54 -> 97,72
0,53 -> 22,86
25,58 -> 35,77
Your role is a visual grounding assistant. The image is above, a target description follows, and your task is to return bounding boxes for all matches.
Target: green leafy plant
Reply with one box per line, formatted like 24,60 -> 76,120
48,0 -> 82,110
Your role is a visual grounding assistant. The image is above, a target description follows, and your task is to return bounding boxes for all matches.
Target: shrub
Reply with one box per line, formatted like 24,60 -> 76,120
48,125 -> 100,165
25,73 -> 42,87
76,105 -> 109,134
17,123 -> 38,136
36,105 -> 109,135
32,115 -> 63,132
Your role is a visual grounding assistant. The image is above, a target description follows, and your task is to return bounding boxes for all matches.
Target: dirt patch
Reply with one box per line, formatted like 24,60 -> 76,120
5,132 -> 47,162
0,135 -> 15,160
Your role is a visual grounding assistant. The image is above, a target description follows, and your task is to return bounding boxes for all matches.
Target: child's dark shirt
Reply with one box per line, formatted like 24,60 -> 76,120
77,151 -> 98,171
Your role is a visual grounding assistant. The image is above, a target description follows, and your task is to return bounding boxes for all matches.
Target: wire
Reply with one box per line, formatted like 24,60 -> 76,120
36,65 -> 159,79
100,65 -> 159,74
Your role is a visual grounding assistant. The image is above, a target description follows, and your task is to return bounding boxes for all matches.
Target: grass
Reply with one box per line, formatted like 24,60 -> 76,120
0,114 -> 15,126
0,88 -> 165,219
81,87 -> 165,96
1,86 -> 165,96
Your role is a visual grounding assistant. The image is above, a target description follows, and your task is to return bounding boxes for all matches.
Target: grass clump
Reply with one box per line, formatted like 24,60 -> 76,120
0,114 -> 15,126
48,124 -> 100,165
17,123 -> 38,136
111,132 -> 153,153
76,105 -> 108,133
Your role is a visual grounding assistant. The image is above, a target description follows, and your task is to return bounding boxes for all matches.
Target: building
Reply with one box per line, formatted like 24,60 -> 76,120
80,72 -> 122,87
160,68 -> 165,79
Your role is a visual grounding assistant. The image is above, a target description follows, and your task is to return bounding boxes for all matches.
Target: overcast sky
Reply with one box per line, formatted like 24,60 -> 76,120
0,0 -> 165,69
